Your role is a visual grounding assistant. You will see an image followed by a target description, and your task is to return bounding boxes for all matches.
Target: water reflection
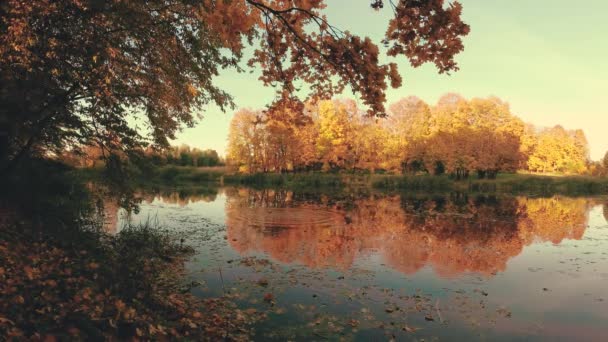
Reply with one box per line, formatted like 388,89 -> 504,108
106,187 -> 597,278
102,187 -> 219,233
224,189 -> 595,278
105,187 -> 608,340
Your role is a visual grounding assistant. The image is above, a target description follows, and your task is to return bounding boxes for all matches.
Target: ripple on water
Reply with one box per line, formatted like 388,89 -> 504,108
227,206 -> 346,230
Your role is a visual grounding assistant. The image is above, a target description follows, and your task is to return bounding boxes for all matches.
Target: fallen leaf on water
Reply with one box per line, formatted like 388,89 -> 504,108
263,293 -> 274,302
0,316 -> 15,325
497,307 -> 512,318
402,325 -> 420,333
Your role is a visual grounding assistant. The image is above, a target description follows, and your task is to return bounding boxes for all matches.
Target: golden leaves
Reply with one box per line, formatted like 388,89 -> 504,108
229,94 -> 583,176
1,220 -> 252,340
186,83 -> 199,98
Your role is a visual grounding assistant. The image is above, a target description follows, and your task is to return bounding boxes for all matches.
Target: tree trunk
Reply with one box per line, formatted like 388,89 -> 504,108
0,121 -> 8,171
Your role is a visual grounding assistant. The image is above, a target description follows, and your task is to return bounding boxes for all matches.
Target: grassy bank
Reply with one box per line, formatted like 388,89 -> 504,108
76,163 -> 608,196
223,172 -> 345,189
224,171 -> 608,196
76,165 -> 226,186
372,173 -> 608,195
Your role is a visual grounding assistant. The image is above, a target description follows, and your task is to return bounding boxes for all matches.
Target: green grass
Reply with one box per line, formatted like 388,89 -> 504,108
372,173 -> 608,195
75,164 -> 608,196
223,172 -> 346,189
74,165 -> 226,186
468,173 -> 608,195
157,165 -> 225,184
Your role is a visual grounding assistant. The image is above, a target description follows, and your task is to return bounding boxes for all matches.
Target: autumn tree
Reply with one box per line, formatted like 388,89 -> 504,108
315,100 -> 357,171
386,96 -> 433,172
227,109 -> 264,173
527,125 -> 589,174
0,0 -> 469,174
594,151 -> 608,176
227,92 -> 592,177
387,95 -> 524,178
352,118 -> 390,172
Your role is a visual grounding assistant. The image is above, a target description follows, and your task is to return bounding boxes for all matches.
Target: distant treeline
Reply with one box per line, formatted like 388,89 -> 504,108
143,145 -> 224,167
227,94 -> 604,179
62,144 -> 223,168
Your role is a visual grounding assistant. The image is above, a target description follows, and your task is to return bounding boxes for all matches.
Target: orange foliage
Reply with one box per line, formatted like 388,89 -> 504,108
224,189 -> 594,277
1,0 -> 469,168
228,94 -> 591,177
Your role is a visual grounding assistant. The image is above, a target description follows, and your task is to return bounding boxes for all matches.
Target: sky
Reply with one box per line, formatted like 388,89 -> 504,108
173,0 -> 608,160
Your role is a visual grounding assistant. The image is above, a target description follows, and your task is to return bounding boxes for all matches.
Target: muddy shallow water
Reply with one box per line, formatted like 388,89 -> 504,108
107,188 -> 608,341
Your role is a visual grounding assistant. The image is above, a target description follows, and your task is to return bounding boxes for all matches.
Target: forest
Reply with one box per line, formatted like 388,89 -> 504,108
61,144 -> 223,168
227,94 -> 596,178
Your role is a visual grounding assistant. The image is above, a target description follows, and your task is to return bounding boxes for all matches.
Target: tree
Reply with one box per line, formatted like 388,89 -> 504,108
1,0 -> 469,173
403,95 -> 524,179
315,100 -> 356,171
386,96 -> 432,172
227,94 -> 592,177
353,118 -> 389,172
527,126 -> 589,174
195,149 -> 220,167
227,109 -> 263,173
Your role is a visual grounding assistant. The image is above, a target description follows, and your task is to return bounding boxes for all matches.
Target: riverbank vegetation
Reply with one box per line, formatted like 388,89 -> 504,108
0,223 -> 254,340
62,144 -> 224,169
0,160 -> 252,340
77,164 -> 226,188
222,171 -> 608,196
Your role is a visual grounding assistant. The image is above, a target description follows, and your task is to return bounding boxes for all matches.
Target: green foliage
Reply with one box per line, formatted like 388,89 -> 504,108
144,145 -> 223,168
372,173 -> 608,195
157,166 -> 224,184
224,173 -> 344,189
0,157 -> 97,231
479,174 -> 608,196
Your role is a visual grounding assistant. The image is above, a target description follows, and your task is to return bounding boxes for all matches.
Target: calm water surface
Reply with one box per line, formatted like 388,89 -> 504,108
106,188 -> 608,341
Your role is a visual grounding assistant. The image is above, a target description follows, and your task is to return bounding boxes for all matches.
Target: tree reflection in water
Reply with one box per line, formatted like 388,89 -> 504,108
224,188 -> 595,278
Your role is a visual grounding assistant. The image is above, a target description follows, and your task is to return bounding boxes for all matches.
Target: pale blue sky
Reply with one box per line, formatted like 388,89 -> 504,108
173,0 -> 608,160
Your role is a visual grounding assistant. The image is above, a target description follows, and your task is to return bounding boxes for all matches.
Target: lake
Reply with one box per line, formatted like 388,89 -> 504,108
105,187 -> 608,341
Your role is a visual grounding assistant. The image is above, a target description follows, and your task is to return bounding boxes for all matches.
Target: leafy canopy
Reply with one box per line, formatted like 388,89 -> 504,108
0,0 -> 469,167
